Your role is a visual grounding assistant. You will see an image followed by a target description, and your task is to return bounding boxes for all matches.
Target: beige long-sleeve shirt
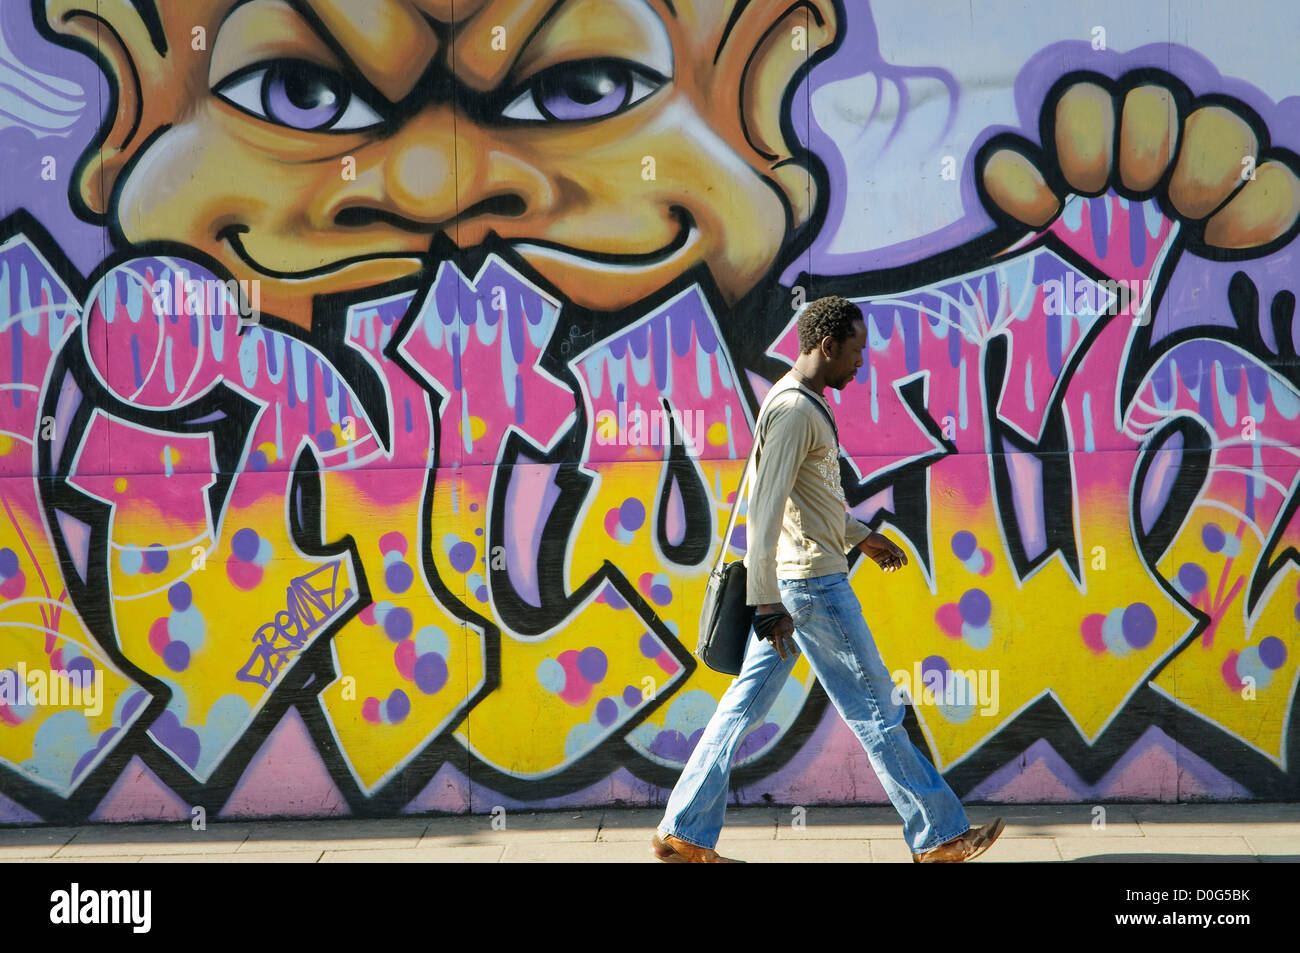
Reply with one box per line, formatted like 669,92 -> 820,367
744,375 -> 871,605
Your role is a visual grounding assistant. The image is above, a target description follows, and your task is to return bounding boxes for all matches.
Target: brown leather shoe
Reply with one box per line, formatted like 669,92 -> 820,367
651,832 -> 744,863
912,817 -> 1005,863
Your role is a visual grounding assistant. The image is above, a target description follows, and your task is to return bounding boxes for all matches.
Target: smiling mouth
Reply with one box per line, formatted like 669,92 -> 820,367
218,226 -> 424,281
508,209 -> 697,271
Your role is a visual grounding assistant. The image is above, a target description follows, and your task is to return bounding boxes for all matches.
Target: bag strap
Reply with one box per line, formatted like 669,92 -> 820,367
712,381 -> 839,574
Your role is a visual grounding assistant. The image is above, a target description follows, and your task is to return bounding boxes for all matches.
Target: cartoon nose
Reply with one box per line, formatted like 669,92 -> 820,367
322,107 -> 555,237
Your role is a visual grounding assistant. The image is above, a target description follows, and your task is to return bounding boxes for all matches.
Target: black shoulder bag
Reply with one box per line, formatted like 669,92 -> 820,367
696,385 -> 839,676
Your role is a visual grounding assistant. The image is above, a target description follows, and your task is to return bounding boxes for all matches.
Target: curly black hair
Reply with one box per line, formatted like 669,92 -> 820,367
796,296 -> 864,353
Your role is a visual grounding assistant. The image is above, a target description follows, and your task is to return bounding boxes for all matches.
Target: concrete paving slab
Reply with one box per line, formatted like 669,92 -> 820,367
713,839 -> 873,863
1241,833 -> 1300,858
0,826 -> 81,858
0,827 -> 79,849
1055,836 -> 1260,862
772,805 -> 895,840
502,841 -> 656,863
226,851 -> 325,862
865,837 -> 1033,862
54,825 -> 251,856
238,818 -> 430,852
1136,822 -> 1300,839
320,845 -> 506,863
420,811 -> 600,844
989,805 -> 1143,837
14,855 -> 144,862
595,805 -> 780,841
1129,803 -> 1300,822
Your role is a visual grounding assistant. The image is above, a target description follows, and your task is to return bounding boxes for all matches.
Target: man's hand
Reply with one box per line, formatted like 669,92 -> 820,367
980,75 -> 1300,255
859,532 -> 907,573
754,603 -> 797,660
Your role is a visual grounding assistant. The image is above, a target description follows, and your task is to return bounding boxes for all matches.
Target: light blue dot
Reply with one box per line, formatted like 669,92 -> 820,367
415,625 -> 450,658
536,658 -> 566,694
1220,534 -> 1242,559
253,538 -> 273,567
467,572 -> 484,591
373,601 -> 392,625
167,606 -> 207,649
1236,646 -> 1273,691
383,549 -> 403,567
1101,608 -> 1130,657
961,621 -> 993,650
664,689 -> 718,736
120,546 -> 143,575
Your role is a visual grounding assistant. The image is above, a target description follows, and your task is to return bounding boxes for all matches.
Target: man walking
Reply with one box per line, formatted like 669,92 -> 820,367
653,296 -> 1004,863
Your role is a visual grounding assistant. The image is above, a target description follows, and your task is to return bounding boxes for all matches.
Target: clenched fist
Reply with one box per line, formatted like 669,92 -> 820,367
980,72 -> 1300,256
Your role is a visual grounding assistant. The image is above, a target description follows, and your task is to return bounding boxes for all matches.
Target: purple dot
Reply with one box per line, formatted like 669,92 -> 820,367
639,633 -> 659,658
650,729 -> 691,762
316,429 -> 337,450
475,585 -> 487,601
469,503 -> 479,513
577,647 -> 607,683
1121,602 -> 1157,649
957,589 -> 991,626
921,655 -> 950,680
1202,523 -> 1225,553
163,640 -> 190,672
951,531 -> 977,561
248,450 -> 268,472
474,528 -> 483,536
1177,563 -> 1208,594
619,498 -> 645,531
414,653 -> 448,694
595,697 -> 618,727
384,607 -> 413,642
622,685 -> 642,706
67,656 -> 95,682
231,528 -> 260,562
386,689 -> 410,723
0,548 -> 18,579
606,589 -> 627,610
386,562 -> 414,594
144,544 -> 169,573
649,584 -> 672,606
728,526 -> 747,551
448,541 -> 477,573
1259,637 -> 1287,670
168,582 -> 192,612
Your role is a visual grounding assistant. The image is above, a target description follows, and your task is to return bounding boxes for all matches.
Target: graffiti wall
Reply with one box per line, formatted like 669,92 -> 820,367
2,0 -> 1299,823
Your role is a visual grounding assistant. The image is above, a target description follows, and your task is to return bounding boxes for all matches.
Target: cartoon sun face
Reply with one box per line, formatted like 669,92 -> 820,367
46,0 -> 838,327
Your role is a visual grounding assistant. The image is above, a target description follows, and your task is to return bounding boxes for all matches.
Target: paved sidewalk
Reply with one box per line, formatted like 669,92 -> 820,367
3,803 -> 1299,862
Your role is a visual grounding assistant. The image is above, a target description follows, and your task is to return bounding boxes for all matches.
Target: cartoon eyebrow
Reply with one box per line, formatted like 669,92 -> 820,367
291,0 -> 442,105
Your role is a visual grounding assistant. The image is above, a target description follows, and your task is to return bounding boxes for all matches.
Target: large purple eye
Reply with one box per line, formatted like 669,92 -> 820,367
537,63 -> 628,120
214,60 -> 383,132
502,60 -> 662,122
263,61 -> 346,129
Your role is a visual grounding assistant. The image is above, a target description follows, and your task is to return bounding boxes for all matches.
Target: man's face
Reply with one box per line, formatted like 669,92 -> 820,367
75,0 -> 830,327
825,318 -> 866,390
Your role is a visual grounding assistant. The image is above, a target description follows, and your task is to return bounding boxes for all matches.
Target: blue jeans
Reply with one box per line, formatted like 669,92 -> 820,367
659,572 -> 970,853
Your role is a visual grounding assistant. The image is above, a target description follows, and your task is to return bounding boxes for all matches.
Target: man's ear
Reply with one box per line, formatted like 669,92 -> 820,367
715,0 -> 838,231
43,0 -> 170,217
